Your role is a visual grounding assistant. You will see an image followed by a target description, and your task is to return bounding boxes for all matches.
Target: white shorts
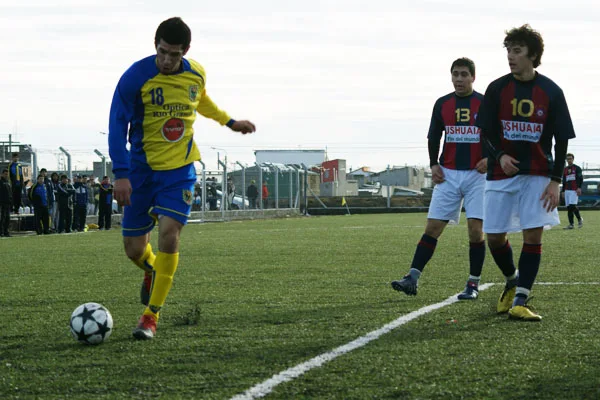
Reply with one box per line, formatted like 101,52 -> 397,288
428,167 -> 485,223
483,175 -> 560,234
564,190 -> 579,206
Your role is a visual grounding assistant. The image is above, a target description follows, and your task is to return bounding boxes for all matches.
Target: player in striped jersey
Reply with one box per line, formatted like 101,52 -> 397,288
561,153 -> 583,229
392,58 -> 488,300
477,25 -> 576,321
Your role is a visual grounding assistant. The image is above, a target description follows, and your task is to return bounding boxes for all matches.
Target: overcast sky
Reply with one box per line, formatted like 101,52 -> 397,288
1,0 -> 599,174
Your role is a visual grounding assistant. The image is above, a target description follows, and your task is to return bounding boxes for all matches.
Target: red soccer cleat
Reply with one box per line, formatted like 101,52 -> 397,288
132,314 -> 157,340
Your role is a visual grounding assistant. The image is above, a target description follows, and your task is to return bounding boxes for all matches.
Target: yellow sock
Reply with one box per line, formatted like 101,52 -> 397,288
133,243 -> 156,274
144,251 -> 179,320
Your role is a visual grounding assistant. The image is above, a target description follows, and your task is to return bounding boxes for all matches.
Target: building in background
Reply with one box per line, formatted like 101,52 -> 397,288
254,149 -> 326,167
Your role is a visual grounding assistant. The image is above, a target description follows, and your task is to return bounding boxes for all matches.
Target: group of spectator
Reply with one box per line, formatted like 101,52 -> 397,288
0,152 -> 115,237
246,180 -> 269,209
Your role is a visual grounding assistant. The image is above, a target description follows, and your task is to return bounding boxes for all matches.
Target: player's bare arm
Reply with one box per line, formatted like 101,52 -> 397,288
113,178 -> 132,207
540,180 -> 560,212
431,164 -> 445,184
499,154 -> 519,177
475,158 -> 488,174
230,120 -> 256,134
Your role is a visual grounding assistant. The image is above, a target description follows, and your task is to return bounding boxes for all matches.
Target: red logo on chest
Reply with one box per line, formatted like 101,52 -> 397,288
162,118 -> 185,142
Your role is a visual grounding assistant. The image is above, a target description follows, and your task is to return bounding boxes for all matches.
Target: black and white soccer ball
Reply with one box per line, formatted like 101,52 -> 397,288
69,302 -> 113,345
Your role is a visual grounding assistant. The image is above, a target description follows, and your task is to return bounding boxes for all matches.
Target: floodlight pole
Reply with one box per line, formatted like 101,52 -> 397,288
256,162 -> 263,210
94,149 -> 106,177
59,146 -> 72,180
236,161 -> 246,210
301,163 -> 308,215
218,159 -> 226,219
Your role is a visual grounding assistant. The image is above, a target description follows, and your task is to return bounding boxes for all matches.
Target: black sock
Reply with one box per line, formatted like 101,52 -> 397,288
490,241 -> 516,278
567,206 -> 574,225
410,234 -> 438,272
573,208 -> 581,221
518,243 -> 541,290
469,241 -> 485,278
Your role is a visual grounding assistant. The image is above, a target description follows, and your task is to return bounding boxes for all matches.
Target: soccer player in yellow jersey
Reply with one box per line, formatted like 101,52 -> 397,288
108,17 -> 256,340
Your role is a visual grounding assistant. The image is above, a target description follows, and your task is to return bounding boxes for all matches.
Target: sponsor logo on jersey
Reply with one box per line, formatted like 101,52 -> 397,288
182,189 -> 193,205
161,118 -> 185,142
565,174 -> 576,182
502,120 -> 543,143
535,107 -> 545,117
445,125 -> 481,143
189,85 -> 199,101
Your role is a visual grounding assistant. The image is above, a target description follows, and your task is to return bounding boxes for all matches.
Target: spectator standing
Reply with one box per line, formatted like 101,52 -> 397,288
28,175 -> 50,235
208,181 -> 218,211
262,181 -> 269,209
8,153 -> 24,214
56,174 -> 75,233
0,169 -> 12,237
227,178 -> 235,209
247,180 -> 258,209
87,176 -> 97,216
49,172 -> 61,232
98,176 -> 114,230
39,169 -> 55,230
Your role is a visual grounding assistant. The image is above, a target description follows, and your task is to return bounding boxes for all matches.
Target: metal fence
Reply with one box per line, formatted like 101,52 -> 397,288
193,161 -> 310,221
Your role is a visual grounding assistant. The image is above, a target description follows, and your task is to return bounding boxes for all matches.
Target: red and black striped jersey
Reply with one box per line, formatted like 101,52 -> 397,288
562,164 -> 583,191
477,72 -> 575,180
427,91 -> 484,170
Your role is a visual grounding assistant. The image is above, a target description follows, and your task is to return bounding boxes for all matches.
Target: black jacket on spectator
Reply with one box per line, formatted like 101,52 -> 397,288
0,177 -> 11,205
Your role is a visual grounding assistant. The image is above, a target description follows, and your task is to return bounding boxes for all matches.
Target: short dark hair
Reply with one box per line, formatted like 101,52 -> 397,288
40,168 -> 47,173
155,17 -> 191,49
60,174 -> 68,180
566,153 -> 574,159
12,152 -> 19,158
504,24 -> 544,68
51,172 -> 59,179
103,176 -> 109,180
2,169 -> 7,173
450,57 -> 475,78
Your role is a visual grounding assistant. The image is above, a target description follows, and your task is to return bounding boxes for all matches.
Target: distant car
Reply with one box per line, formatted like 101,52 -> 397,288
579,179 -> 600,206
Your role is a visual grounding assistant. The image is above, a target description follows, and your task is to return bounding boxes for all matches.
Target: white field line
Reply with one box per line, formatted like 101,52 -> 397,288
536,282 -> 600,285
230,280 -> 600,400
230,283 -> 496,400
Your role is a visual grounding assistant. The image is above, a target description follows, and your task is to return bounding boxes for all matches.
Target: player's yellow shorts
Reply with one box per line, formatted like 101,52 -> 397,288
122,163 -> 196,237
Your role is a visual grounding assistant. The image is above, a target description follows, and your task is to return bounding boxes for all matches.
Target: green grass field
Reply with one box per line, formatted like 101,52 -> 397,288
1,212 -> 599,399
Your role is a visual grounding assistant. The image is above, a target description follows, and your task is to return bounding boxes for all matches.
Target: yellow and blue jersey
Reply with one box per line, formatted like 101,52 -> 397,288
108,55 -> 232,180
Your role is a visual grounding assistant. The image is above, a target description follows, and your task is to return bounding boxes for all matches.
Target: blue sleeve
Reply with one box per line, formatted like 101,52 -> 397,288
108,63 -> 146,180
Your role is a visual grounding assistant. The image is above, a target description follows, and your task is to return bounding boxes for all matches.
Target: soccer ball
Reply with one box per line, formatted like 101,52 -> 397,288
69,302 -> 113,345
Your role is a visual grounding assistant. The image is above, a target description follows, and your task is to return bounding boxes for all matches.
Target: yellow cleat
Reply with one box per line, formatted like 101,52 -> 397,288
497,286 -> 516,313
508,305 -> 542,321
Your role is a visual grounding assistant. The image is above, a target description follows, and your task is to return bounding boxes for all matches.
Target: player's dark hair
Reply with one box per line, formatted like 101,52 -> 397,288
2,169 -> 7,173
450,57 -> 475,78
155,17 -> 191,49
566,153 -> 574,159
504,24 -> 544,68
60,174 -> 68,180
40,168 -> 47,173
12,152 -> 18,158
